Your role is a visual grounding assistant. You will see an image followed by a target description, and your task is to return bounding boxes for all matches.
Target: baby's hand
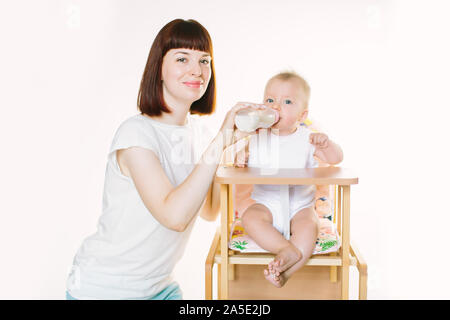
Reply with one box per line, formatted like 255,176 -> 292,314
309,133 -> 329,149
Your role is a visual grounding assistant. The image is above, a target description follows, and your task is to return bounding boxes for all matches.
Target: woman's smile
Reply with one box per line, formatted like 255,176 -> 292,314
183,80 -> 203,88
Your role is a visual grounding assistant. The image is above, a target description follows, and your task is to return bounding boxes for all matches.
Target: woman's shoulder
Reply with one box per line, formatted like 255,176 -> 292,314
117,114 -> 148,130
109,114 -> 161,153
114,114 -> 160,138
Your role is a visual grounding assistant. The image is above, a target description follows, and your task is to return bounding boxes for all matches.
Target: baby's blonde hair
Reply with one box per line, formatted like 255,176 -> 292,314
268,71 -> 311,109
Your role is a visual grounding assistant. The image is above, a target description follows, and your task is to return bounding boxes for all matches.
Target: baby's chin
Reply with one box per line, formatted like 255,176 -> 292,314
272,120 -> 290,131
271,121 -> 298,134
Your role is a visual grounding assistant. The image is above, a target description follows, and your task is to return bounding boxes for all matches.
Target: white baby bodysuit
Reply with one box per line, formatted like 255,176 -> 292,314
247,125 -> 318,236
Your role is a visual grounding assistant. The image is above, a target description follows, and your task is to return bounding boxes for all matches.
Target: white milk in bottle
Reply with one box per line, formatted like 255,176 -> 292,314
234,107 -> 279,132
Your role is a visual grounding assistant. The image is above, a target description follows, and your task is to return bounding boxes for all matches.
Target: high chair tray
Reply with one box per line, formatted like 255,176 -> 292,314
215,166 -> 358,185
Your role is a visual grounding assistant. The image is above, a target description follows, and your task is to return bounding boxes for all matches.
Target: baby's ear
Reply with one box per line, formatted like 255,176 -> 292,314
298,109 -> 309,122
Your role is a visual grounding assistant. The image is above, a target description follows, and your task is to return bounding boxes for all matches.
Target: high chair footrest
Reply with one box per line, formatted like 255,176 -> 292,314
213,251 -> 357,266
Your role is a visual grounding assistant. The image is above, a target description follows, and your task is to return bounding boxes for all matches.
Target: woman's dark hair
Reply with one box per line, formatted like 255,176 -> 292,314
137,19 -> 216,116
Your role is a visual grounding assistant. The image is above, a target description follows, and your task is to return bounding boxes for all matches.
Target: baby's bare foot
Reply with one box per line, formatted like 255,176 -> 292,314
272,245 -> 302,274
268,260 -> 280,277
264,269 -> 289,288
264,269 -> 283,288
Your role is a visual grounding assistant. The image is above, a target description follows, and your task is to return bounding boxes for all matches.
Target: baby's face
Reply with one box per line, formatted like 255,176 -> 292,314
263,78 -> 308,133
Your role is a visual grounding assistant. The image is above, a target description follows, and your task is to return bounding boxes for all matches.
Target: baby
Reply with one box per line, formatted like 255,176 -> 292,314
234,71 -> 343,287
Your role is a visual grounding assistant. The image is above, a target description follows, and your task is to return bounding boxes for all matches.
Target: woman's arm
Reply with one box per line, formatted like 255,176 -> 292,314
198,122 -> 257,221
120,133 -> 225,232
199,134 -> 250,221
120,103 -> 267,232
199,129 -> 254,220
199,181 -> 220,221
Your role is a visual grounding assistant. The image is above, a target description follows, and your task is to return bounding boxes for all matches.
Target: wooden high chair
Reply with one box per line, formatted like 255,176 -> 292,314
205,166 -> 367,300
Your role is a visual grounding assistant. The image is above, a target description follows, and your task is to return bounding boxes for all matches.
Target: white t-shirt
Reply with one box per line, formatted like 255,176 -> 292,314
248,125 -> 318,208
67,113 -> 212,299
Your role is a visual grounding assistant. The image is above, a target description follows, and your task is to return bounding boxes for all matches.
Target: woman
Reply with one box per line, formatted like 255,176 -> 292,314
66,19 -> 264,300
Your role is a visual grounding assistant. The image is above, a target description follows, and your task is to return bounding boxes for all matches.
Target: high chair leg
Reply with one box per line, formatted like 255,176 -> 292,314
350,242 -> 368,300
229,250 -> 235,281
329,252 -> 337,283
220,184 -> 229,299
340,185 -> 350,300
330,185 -> 337,283
205,262 -> 212,300
217,264 -> 221,300
359,271 -> 368,300
227,184 -> 236,281
205,228 -> 220,300
229,264 -> 235,280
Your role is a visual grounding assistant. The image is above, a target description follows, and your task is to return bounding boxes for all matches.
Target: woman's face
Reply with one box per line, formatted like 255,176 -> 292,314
161,48 -> 212,108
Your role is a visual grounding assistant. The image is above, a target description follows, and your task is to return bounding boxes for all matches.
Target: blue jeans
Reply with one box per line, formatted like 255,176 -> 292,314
66,282 -> 183,300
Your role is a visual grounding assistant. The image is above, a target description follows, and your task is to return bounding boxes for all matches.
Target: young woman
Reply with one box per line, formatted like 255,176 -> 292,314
66,19 -> 264,300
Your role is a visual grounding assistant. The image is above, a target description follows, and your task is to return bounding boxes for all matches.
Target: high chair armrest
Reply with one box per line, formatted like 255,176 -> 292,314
206,227 -> 221,270
215,166 -> 358,185
350,241 -> 368,276
350,241 -> 368,300
205,227 -> 221,300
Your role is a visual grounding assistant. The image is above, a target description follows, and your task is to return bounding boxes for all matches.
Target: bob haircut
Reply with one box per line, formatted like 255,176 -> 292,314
137,19 -> 216,116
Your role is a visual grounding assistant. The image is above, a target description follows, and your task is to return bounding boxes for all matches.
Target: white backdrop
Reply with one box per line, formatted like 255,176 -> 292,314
1,0 -> 450,299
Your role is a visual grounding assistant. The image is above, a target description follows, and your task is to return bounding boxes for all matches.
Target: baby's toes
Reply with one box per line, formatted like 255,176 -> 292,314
269,259 -> 279,274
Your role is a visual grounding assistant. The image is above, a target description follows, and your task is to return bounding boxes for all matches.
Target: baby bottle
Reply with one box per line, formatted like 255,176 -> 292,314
234,107 -> 279,132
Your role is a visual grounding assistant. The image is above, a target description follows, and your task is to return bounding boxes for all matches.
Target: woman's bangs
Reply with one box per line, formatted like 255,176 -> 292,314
166,23 -> 212,54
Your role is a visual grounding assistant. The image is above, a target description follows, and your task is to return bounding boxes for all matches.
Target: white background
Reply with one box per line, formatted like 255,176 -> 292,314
1,0 -> 449,299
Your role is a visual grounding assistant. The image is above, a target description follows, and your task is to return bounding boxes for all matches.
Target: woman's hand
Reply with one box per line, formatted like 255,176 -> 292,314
219,102 -> 266,148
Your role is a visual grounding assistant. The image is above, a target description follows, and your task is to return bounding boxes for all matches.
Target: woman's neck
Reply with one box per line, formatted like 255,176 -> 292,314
147,110 -> 189,126
146,99 -> 191,126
